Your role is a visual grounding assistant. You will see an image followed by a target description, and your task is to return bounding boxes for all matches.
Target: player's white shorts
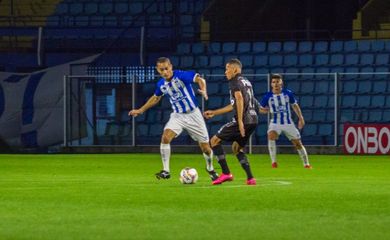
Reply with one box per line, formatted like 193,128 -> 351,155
164,108 -> 209,143
268,123 -> 301,140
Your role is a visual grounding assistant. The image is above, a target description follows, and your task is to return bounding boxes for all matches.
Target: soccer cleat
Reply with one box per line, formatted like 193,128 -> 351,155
304,164 -> 312,169
246,178 -> 257,185
207,170 -> 219,181
212,173 -> 234,185
155,170 -> 171,179
272,162 -> 278,168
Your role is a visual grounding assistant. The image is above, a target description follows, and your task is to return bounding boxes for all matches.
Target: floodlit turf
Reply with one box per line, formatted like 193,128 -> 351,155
0,153 -> 389,240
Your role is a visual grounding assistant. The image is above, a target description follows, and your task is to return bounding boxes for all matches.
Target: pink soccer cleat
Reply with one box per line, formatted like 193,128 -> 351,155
246,178 -> 256,185
304,164 -> 312,169
212,173 -> 234,185
272,162 -> 278,168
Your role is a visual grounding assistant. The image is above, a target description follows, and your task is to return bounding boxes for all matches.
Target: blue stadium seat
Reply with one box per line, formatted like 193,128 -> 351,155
302,124 -> 317,136
137,124 -> 149,136
298,41 -> 312,53
330,54 -> 344,65
129,2 -> 143,14
114,2 -> 128,14
170,56 -> 180,66
314,95 -> 328,107
208,42 -> 221,53
85,3 -> 98,15
298,54 -> 313,66
254,55 -> 268,66
300,67 -> 315,79
268,42 -> 282,53
341,95 -> 356,107
56,3 -> 68,15
300,96 -> 314,108
315,81 -> 329,93
149,124 -> 164,136
385,41 -> 390,51
222,42 -> 236,53
342,80 -> 358,94
372,80 -> 387,94
371,96 -> 386,108
302,109 -> 313,122
285,67 -> 299,74
344,41 -> 357,52
195,55 -> 208,67
255,68 -> 269,75
211,68 -> 225,76
283,41 -> 297,52
356,95 -> 371,107
345,54 -> 359,66
315,54 -> 329,66
69,3 -> 83,15
253,42 -> 266,53
383,110 -> 390,122
329,41 -> 343,52
177,43 -> 190,54
344,67 -> 359,79
192,43 -> 205,54
375,53 -> 389,65
284,55 -> 298,66
240,55 -> 253,66
286,81 -> 300,92
360,53 -> 374,65
224,55 -> 238,63
340,110 -> 355,122
237,42 -> 251,53
368,110 -> 383,122
318,124 -> 332,136
357,40 -> 371,52
180,15 -> 193,25
207,83 -> 219,95
313,41 -> 328,53
209,55 -> 223,67
207,96 -> 223,108
357,81 -> 372,93
371,40 -> 385,52
269,55 -> 283,66
180,56 -> 193,68
99,3 -> 113,15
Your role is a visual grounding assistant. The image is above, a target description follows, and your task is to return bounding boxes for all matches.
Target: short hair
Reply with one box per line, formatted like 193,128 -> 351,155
226,58 -> 242,69
271,74 -> 283,80
156,57 -> 171,65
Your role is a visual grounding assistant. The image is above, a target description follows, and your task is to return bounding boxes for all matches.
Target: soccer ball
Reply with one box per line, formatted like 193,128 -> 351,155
179,167 -> 198,184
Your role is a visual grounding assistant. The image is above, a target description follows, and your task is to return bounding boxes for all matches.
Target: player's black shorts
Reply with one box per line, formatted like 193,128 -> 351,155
215,121 -> 257,147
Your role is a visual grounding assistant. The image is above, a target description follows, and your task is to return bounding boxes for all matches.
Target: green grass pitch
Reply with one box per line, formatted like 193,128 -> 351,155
0,153 -> 389,240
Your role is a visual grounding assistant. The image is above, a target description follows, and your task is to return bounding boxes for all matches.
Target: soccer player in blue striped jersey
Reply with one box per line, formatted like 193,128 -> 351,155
129,57 -> 218,181
259,74 -> 312,169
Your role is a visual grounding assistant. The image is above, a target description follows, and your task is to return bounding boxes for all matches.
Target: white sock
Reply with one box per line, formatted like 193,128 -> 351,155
160,143 -> 171,172
203,151 -> 214,172
297,146 -> 309,165
268,140 -> 277,163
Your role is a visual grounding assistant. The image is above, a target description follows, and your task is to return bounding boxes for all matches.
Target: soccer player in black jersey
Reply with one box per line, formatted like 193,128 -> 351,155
204,59 -> 258,185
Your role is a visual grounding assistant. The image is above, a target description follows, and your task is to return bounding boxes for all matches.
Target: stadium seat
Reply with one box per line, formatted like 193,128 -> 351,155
302,124 -> 317,136
286,81 -> 300,92
207,96 -> 223,108
315,54 -> 329,66
137,124 -> 149,136
299,96 -> 314,108
344,41 -> 357,52
195,55 -> 208,67
209,55 -> 223,67
85,3 -> 98,15
298,54 -> 313,66
268,42 -> 282,53
341,95 -> 356,107
180,56 -> 194,68
252,42 -> 266,53
240,54 -> 253,66
114,2 -> 129,14
269,55 -> 283,66
99,3 -> 113,15
341,80 -> 358,94
368,110 -> 383,122
329,41 -> 343,52
382,110 -> 390,122
375,53 -> 389,65
371,96 -> 386,108
300,81 -> 314,93
284,55 -> 298,66
177,43 -> 191,54
318,124 -> 333,136
360,53 -> 374,66
345,54 -> 359,66
208,42 -> 221,53
69,3 -> 83,15
298,41 -> 312,53
207,83 -> 219,95
330,54 -> 344,65
254,55 -> 268,66
192,43 -> 205,54
371,40 -> 385,52
222,42 -> 236,53
357,40 -> 371,52
283,41 -> 297,52
301,109 -> 313,122
313,41 -> 328,53
372,80 -> 388,94
237,42 -> 251,53
356,95 -> 371,107
314,95 -> 328,108
357,81 -> 372,93
315,81 -> 329,93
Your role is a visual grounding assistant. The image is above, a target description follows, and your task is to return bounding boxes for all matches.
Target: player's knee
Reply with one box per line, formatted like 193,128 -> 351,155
268,131 -> 278,140
292,139 -> 302,149
210,136 -> 220,148
199,143 -> 211,154
232,142 -> 241,155
161,134 -> 172,144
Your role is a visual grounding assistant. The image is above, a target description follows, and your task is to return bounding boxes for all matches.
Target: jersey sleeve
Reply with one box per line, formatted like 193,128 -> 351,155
177,70 -> 198,84
260,93 -> 270,108
287,90 -> 297,104
154,81 -> 163,96
230,79 -> 241,93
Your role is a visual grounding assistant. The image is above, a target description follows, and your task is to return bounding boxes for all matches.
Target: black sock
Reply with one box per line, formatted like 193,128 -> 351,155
236,152 -> 254,179
212,144 -> 230,174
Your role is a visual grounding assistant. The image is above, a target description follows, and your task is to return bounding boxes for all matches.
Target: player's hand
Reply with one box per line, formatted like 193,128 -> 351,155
197,89 -> 208,101
128,109 -> 143,117
203,110 -> 214,119
239,122 -> 245,137
298,118 -> 305,130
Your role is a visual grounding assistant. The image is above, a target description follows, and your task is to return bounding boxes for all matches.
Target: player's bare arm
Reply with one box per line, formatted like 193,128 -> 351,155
259,107 -> 269,114
234,91 -> 245,137
129,95 -> 162,117
194,75 -> 208,100
292,103 -> 305,129
203,104 -> 233,119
